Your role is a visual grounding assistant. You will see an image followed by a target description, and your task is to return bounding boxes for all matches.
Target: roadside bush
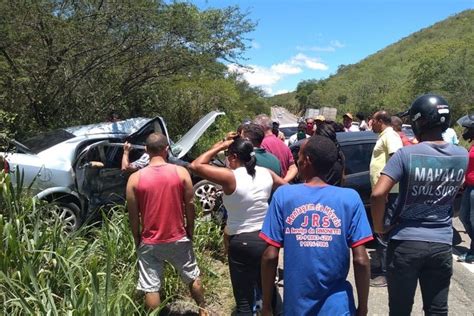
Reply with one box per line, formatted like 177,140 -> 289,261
0,171 -> 224,315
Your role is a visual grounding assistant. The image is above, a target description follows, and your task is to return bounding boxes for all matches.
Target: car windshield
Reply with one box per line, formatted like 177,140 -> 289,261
21,129 -> 76,154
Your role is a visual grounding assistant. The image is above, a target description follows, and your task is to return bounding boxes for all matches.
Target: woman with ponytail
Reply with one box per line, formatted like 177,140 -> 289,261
190,133 -> 284,315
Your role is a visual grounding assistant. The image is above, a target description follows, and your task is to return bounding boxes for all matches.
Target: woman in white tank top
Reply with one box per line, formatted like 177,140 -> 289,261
190,134 -> 285,315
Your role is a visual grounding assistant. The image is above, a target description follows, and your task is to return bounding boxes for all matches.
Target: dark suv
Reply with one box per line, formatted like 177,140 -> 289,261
336,131 -> 378,210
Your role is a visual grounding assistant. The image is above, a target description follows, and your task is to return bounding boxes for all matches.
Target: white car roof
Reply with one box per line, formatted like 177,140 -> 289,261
65,117 -> 157,137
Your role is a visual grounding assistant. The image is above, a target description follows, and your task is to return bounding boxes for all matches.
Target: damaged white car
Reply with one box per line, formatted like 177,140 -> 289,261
1,111 -> 224,230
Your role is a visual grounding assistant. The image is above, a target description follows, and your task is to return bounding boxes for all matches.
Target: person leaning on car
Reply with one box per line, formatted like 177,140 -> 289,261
121,138 -> 188,173
122,141 -> 150,172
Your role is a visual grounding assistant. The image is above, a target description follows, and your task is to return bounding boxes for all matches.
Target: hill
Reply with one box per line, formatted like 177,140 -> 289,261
269,9 -> 474,119
267,92 -> 298,111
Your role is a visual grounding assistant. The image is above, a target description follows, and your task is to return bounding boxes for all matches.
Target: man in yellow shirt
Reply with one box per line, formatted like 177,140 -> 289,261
369,110 -> 403,287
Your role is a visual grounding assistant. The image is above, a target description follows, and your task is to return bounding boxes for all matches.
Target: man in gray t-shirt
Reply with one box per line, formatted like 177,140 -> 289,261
371,94 -> 468,316
382,142 -> 467,243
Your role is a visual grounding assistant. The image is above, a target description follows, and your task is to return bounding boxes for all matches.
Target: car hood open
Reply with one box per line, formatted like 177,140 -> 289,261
66,111 -> 224,159
172,111 -> 225,158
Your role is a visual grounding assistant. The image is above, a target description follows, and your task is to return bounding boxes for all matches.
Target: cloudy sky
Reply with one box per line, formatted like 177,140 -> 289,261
195,0 -> 473,96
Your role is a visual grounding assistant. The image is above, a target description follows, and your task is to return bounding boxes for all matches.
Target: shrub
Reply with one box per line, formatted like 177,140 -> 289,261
0,171 -> 224,314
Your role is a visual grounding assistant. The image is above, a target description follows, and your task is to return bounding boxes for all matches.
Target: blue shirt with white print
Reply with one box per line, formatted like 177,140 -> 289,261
260,184 -> 373,316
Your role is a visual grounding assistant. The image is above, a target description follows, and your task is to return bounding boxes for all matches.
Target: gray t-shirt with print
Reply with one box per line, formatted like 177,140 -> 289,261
382,142 -> 468,244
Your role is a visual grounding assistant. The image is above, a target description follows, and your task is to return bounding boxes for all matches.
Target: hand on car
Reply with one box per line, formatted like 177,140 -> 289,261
123,141 -> 132,153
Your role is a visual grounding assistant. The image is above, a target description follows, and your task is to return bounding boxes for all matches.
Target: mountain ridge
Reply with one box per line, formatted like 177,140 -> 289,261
268,9 -> 474,118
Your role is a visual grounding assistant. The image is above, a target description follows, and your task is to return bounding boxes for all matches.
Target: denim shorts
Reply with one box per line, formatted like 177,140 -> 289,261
137,237 -> 200,292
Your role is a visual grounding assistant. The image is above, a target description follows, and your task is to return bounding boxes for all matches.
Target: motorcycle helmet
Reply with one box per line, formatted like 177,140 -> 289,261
407,94 -> 451,139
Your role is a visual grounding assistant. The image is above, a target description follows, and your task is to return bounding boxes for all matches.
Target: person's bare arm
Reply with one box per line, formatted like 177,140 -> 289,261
126,172 -> 140,247
121,142 -> 132,171
352,245 -> 370,316
177,166 -> 195,240
261,245 -> 279,316
283,163 -> 298,182
370,174 -> 396,233
269,169 -> 287,190
189,139 -> 236,194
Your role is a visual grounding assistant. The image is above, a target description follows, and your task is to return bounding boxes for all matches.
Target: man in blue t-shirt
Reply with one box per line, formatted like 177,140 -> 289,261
260,136 -> 373,316
371,94 -> 468,316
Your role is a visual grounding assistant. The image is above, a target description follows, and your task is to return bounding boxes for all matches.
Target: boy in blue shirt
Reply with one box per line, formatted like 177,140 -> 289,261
260,136 -> 373,316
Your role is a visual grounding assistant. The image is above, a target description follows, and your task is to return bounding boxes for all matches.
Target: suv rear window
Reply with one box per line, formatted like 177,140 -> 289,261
21,129 -> 76,154
340,143 -> 375,175
280,126 -> 298,138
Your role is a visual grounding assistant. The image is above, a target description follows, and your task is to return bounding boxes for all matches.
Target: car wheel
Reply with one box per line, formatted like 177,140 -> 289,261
49,202 -> 83,232
193,180 -> 223,217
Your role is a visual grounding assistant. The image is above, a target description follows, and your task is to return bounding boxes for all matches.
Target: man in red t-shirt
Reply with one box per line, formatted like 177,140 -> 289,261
126,133 -> 207,314
253,114 -> 297,182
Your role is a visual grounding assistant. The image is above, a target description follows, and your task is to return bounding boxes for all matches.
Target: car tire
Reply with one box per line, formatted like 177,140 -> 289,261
193,180 -> 223,217
49,201 -> 83,232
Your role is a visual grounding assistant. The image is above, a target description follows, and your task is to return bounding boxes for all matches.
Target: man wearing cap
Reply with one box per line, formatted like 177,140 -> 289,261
343,113 -> 359,132
314,115 -> 326,130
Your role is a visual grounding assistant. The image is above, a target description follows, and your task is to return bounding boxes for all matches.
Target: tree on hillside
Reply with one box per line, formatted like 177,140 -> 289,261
0,0 -> 256,138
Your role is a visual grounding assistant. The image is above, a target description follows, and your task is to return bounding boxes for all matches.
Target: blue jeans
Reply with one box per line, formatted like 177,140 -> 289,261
387,240 -> 452,316
459,185 -> 474,253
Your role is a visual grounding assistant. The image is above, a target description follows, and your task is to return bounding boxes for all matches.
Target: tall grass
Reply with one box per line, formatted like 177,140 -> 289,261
0,170 -> 224,315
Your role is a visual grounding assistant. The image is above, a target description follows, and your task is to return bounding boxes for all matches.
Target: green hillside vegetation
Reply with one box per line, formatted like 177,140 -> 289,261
271,9 -> 474,120
267,92 -> 298,109
0,1 -> 268,143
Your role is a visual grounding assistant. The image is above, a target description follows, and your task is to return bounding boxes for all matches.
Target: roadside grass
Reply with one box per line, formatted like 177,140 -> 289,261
0,170 -> 228,315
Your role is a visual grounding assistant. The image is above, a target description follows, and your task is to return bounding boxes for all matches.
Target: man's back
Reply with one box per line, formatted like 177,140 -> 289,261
370,126 -> 402,188
382,142 -> 468,244
254,148 -> 281,176
135,164 -> 187,244
261,134 -> 294,176
260,184 -> 372,315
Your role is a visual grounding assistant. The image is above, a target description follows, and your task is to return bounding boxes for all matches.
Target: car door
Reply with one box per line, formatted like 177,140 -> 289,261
73,140 -> 129,212
339,137 -> 376,208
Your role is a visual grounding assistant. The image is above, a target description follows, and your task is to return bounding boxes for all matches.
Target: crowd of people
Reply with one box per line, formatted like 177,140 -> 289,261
124,93 -> 474,315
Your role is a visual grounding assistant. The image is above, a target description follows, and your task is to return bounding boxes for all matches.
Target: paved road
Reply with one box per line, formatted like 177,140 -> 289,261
351,217 -> 473,315
276,217 -> 474,315
271,106 -> 298,125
